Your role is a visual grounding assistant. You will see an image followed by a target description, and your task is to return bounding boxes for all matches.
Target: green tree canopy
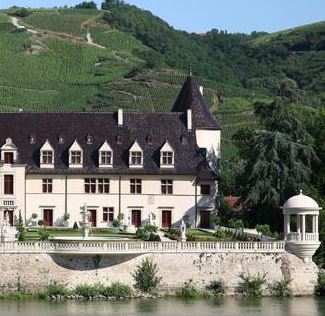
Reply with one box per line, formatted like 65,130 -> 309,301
75,1 -> 97,9
233,100 -> 317,229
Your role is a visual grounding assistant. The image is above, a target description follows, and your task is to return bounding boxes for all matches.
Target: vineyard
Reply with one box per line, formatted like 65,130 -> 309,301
21,9 -> 101,38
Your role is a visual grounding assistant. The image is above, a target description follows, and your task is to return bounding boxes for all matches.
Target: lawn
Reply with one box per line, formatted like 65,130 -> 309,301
25,227 -> 137,241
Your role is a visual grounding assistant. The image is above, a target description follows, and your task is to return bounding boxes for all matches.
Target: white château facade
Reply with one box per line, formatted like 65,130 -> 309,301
0,75 -> 221,229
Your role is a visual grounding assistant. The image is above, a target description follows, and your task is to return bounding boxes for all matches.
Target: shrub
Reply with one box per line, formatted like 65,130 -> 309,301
47,283 -> 69,296
136,224 -> 158,241
256,224 -> 272,237
38,228 -> 50,241
73,221 -> 79,230
270,280 -> 291,297
105,282 -> 133,298
238,272 -> 266,297
177,280 -> 203,299
17,210 -> 26,241
132,257 -> 162,294
38,220 -> 45,227
207,279 -> 226,295
113,213 -> 124,227
31,213 -> 38,220
75,283 -> 105,298
11,7 -> 30,17
228,219 -> 244,229
315,273 -> 325,296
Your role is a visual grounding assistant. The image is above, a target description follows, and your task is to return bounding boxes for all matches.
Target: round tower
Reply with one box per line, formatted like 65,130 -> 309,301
282,190 -> 321,261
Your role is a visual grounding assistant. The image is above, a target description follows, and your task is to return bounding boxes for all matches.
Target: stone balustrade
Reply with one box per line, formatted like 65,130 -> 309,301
0,241 -> 286,255
286,232 -> 319,242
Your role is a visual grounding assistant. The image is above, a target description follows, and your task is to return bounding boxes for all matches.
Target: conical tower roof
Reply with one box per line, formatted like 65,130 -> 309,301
172,75 -> 220,129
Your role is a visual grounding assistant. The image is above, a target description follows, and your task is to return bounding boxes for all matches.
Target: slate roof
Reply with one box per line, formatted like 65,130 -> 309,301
0,112 -> 218,180
172,75 -> 221,129
0,76 -> 220,180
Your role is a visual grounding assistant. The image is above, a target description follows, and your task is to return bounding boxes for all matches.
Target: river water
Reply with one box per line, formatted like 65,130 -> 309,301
0,297 -> 324,316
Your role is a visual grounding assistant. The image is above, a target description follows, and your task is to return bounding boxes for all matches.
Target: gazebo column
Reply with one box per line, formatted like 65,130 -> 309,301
301,215 -> 306,241
297,214 -> 301,241
284,214 -> 290,239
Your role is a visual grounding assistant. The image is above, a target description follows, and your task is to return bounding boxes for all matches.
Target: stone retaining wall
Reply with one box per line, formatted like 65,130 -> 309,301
0,252 -> 318,296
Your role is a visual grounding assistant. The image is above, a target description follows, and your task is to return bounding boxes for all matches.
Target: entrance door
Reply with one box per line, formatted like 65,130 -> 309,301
200,211 -> 210,228
4,210 -> 14,226
162,210 -> 172,228
89,209 -> 97,227
132,210 -> 141,227
43,209 -> 53,227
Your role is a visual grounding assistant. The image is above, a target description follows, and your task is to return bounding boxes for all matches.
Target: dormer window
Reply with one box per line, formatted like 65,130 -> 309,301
42,151 -> 53,164
131,151 -> 142,165
69,140 -> 83,168
161,152 -> 173,165
71,151 -> 82,164
1,138 -> 17,164
99,140 -> 113,168
129,141 -> 143,168
4,152 -> 13,164
160,141 -> 174,168
40,140 -> 54,168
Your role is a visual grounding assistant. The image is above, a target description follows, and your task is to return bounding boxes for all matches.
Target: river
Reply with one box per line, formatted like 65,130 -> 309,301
0,297 -> 324,316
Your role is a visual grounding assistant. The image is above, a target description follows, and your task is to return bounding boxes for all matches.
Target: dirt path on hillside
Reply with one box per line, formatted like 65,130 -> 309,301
10,16 -> 105,49
86,30 -> 105,49
11,16 -> 38,34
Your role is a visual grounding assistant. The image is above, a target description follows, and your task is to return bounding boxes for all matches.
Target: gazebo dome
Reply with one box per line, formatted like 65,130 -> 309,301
283,190 -> 320,210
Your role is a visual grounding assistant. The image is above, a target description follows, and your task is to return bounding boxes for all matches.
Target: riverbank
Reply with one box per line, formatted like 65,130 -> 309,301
0,250 -> 321,297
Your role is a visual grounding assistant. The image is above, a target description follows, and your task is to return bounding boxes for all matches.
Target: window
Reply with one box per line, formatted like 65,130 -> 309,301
98,178 -> 110,194
41,150 -> 53,164
4,152 -> 13,164
161,179 -> 173,195
130,179 -> 142,194
100,151 -> 112,165
103,207 -> 114,222
4,175 -> 13,195
200,185 -> 211,195
85,178 -> 96,193
161,152 -> 173,165
42,179 -> 53,193
71,151 -> 82,164
130,151 -> 142,165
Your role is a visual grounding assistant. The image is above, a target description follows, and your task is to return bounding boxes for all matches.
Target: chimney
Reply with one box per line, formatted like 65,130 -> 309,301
187,109 -> 192,131
199,86 -> 204,95
118,109 -> 123,126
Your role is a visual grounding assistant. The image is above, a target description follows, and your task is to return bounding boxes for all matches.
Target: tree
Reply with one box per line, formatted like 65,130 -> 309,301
101,0 -> 123,10
75,1 -> 97,9
233,99 -> 317,229
16,210 -> 26,241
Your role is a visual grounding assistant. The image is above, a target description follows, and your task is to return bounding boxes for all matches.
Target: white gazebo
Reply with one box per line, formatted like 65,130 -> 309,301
282,190 -> 321,260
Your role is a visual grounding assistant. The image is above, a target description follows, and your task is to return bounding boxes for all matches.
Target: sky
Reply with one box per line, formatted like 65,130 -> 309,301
0,0 -> 324,34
